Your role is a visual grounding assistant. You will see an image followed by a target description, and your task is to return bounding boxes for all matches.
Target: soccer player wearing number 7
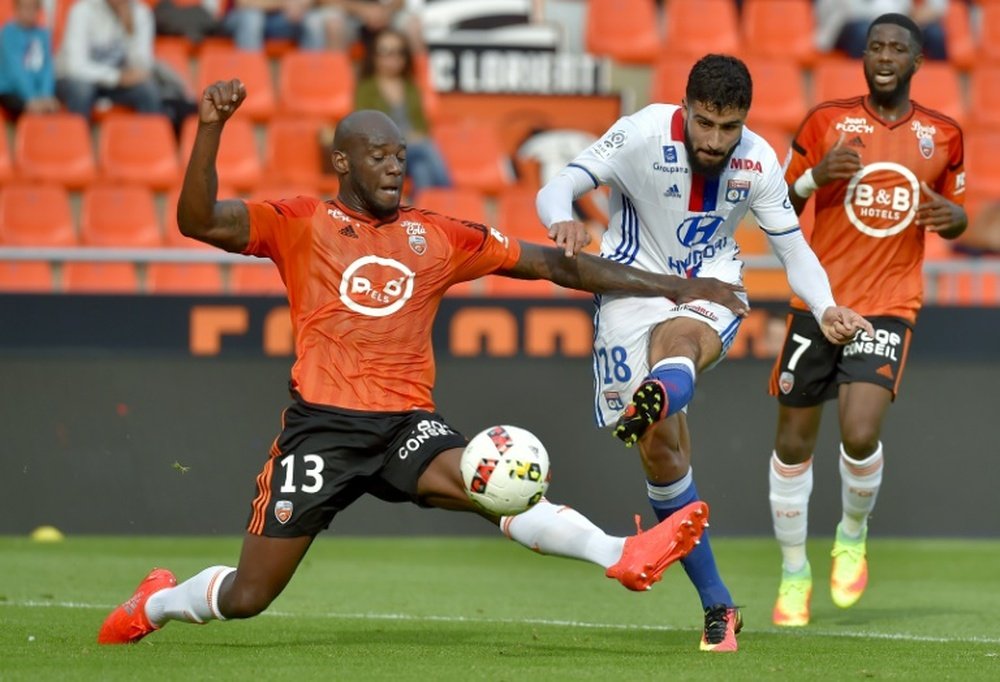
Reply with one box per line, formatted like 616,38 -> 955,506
769,13 -> 967,628
536,54 -> 873,652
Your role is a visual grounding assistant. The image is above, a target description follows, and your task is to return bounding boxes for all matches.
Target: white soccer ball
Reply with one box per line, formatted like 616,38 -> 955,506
460,425 -> 551,516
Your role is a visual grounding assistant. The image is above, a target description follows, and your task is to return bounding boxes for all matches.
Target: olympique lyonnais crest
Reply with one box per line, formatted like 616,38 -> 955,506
779,371 -> 795,395
274,500 -> 293,525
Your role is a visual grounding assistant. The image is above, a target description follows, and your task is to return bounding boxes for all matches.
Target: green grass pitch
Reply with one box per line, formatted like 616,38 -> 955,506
2,535 -> 998,681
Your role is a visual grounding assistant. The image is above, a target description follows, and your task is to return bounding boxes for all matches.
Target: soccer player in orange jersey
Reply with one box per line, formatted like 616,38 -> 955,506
768,14 -> 967,627
97,79 -> 753,645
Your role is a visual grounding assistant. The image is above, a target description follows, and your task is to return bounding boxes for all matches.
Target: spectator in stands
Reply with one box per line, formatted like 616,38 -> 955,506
220,0 -> 327,51
316,0 -> 423,54
351,27 -> 450,193
815,0 -> 949,60
153,0 -> 221,46
0,0 -> 60,118
55,0 -> 163,118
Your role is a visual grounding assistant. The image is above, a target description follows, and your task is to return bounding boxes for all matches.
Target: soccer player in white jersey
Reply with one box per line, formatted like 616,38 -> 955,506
535,54 -> 873,652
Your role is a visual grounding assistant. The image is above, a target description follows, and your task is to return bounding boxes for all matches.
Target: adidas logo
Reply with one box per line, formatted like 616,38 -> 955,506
847,136 -> 866,148
663,183 -> 681,198
340,225 -> 358,238
876,363 -> 894,380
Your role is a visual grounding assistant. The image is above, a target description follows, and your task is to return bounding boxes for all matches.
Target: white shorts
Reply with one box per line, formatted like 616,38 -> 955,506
591,294 -> 746,427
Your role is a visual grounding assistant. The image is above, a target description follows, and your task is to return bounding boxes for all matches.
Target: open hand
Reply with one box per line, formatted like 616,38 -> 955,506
674,277 -> 749,317
547,219 -> 592,257
819,306 -> 874,344
199,79 -> 247,125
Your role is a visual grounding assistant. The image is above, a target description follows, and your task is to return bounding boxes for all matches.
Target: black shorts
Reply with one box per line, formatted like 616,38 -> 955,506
769,310 -> 913,407
246,399 -> 468,537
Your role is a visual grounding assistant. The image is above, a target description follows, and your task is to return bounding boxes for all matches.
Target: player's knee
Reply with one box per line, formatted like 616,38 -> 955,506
840,429 -> 880,459
774,432 -> 813,463
220,584 -> 277,619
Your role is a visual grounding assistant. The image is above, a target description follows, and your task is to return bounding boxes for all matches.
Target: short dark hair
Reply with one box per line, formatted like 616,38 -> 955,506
685,54 -> 752,113
866,13 -> 923,51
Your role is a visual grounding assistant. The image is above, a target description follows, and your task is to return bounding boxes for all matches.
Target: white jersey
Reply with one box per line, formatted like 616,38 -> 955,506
570,104 -> 799,284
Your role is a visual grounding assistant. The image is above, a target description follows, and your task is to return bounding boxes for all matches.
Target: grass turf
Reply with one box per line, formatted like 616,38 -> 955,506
2,536 -> 999,681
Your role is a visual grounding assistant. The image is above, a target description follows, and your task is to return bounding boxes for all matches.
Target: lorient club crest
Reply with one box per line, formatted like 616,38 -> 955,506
409,234 -> 427,255
274,500 -> 293,525
779,371 -> 795,395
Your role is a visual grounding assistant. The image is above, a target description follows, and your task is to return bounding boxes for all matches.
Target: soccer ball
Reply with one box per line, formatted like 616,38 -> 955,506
460,425 -> 551,516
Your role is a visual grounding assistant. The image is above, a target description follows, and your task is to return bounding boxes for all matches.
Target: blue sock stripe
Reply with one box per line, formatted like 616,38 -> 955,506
648,363 -> 695,418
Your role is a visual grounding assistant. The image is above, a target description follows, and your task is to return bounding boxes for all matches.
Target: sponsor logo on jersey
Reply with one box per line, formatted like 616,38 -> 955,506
955,172 -> 965,193
843,328 -> 901,362
676,303 -> 719,322
725,179 -> 751,203
402,221 -> 426,235
408,234 -> 427,255
603,390 -> 625,411
919,135 -> 935,159
836,116 -> 874,134
911,120 -> 937,139
847,135 -> 866,148
592,129 -> 627,160
397,419 -> 457,459
340,256 -> 415,317
729,157 -> 762,173
676,215 -> 725,246
339,225 -> 358,238
652,162 -> 689,173
779,371 -> 794,394
662,145 -> 678,163
274,500 -> 293,525
328,207 -> 362,226
663,183 -> 681,198
843,162 -> 920,238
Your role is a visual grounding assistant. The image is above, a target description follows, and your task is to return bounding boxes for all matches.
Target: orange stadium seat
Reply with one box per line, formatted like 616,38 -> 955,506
741,0 -> 818,66
496,186 -> 548,244
162,184 -> 237,248
969,64 -> 1000,131
61,262 -> 140,294
278,51 -> 354,120
154,36 -> 194,88
0,125 -> 11,183
583,0 -> 660,64
734,221 -> 773,257
810,57 -> 867,105
265,117 -> 339,193
750,123 -> 793,161
662,0 -> 741,60
0,261 -> 54,293
414,187 -> 489,225
179,115 -> 262,191
649,54 -> 699,105
433,119 -> 514,194
0,183 -> 76,246
412,52 -> 440,124
743,268 -> 791,301
14,112 -> 97,188
944,0 -> 975,71
976,1 -> 1000,64
963,130 -> 1000,194
909,62 -> 965,126
79,184 -> 162,247
0,0 -> 12,24
249,183 -> 323,202
743,58 -> 808,133
98,113 -> 181,189
480,274 -> 559,298
146,263 -> 225,294
229,262 -> 286,295
197,46 -> 275,120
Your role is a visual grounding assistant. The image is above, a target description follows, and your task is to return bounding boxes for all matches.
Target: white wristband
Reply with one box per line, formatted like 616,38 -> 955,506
793,168 -> 818,198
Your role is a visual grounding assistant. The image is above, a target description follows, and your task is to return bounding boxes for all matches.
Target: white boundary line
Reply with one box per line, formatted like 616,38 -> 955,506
4,600 -> 1000,646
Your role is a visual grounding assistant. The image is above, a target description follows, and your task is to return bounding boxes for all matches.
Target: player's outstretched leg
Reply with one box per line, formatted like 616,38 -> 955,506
97,568 -> 178,644
614,379 -> 668,446
604,500 -> 708,592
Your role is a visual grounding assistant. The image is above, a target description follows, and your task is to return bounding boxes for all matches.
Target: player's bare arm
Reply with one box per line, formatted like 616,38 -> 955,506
547,219 -> 592,258
176,79 -> 251,253
789,133 -> 864,214
501,241 -> 749,317
916,181 -> 967,239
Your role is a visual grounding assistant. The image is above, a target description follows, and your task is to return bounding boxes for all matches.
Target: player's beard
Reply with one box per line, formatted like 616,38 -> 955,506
683,128 -> 737,178
864,62 -> 916,110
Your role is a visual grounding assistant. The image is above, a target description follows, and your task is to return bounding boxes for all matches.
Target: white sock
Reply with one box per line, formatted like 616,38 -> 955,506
839,442 -> 884,538
500,499 -> 625,569
145,565 -> 235,626
769,452 -> 813,574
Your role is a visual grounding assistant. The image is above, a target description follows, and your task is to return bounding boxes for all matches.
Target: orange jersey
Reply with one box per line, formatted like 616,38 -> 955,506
243,197 -> 521,412
785,97 -> 965,323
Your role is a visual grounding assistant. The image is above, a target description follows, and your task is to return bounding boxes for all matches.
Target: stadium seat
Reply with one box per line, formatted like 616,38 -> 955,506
810,57 -> 867,105
14,112 -> 97,188
154,36 -> 194,89
976,1 -> 1000,64
61,262 -> 140,294
79,184 -> 162,247
649,54 -> 700,106
98,113 -> 181,189
741,0 -> 818,66
943,0 -> 975,71
969,64 -> 1000,131
495,186 -> 548,245
0,0 -> 12,25
433,119 -> 514,194
662,0 -> 741,60
265,117 -> 339,192
583,0 -> 660,64
412,51 -> 440,124
734,221 -> 772,257
909,62 -> 965,126
179,115 -> 262,191
278,51 -> 354,120
229,262 -> 286,295
196,46 -> 275,120
162,184 -> 236,249
480,274 -> 559,298
0,125 -> 11,183
743,57 -> 808,133
0,183 -> 76,246
146,263 -> 225,294
414,187 -> 489,225
963,130 -> 1000,196
749,123 -> 792,162
0,261 -> 54,293
742,268 -> 791,301
249,184 -> 323,202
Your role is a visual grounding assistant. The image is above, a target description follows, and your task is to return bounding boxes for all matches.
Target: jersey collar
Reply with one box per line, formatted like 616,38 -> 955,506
328,197 -> 400,227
